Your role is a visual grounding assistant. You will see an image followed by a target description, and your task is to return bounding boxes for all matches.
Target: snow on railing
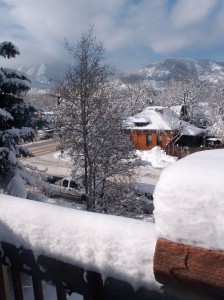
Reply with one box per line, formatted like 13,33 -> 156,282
0,194 -> 161,299
153,149 -> 224,299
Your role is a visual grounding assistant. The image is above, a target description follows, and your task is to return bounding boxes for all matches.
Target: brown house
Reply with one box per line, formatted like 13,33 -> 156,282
130,130 -> 173,150
125,106 -> 204,152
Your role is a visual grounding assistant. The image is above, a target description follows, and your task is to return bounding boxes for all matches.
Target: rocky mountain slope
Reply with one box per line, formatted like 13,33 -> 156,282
17,61 -> 68,90
15,58 -> 224,90
139,58 -> 224,86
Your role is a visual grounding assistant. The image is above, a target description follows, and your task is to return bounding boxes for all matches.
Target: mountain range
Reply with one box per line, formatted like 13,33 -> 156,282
139,58 -> 224,86
15,58 -> 224,90
17,61 -> 68,90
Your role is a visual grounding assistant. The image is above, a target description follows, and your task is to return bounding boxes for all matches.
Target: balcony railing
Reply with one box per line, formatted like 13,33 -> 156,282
0,241 -> 161,300
0,194 -> 161,300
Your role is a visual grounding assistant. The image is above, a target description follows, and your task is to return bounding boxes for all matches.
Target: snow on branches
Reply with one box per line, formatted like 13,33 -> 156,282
0,41 -> 43,198
0,41 -> 20,59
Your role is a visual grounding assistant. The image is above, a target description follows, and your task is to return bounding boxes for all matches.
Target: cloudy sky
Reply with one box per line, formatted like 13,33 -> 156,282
1,0 -> 224,71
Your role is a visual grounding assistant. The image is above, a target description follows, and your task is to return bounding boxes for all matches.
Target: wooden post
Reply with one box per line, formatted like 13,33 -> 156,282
56,284 -> 67,300
32,275 -> 44,300
11,268 -> 23,300
0,263 -> 10,300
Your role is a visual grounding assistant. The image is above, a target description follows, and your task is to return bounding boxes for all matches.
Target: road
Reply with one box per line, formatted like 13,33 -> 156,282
24,139 -> 60,156
20,139 -> 69,177
21,140 -> 163,191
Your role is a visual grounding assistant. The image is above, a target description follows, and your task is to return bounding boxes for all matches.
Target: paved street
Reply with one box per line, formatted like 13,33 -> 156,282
134,165 -> 162,194
21,146 -> 163,193
24,139 -> 60,156
21,151 -> 71,177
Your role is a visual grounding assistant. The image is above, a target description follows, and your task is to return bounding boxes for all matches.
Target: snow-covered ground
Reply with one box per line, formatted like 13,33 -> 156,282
21,146 -> 176,210
134,147 -> 177,195
21,151 -> 71,177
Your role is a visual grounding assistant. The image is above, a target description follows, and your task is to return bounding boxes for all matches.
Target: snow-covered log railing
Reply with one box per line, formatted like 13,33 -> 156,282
154,239 -> 224,300
153,149 -> 224,300
1,242 -> 158,300
0,194 -> 161,299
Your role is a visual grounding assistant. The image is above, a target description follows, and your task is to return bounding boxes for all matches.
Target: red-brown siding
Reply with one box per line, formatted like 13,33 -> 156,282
129,130 -> 173,151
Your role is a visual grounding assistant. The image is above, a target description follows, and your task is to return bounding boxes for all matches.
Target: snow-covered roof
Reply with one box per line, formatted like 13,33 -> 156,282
125,106 -> 204,136
125,108 -> 173,131
180,123 -> 204,136
154,149 -> 224,251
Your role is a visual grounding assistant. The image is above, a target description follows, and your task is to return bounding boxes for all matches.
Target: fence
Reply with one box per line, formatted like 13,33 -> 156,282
166,145 -> 224,159
0,242 -> 161,300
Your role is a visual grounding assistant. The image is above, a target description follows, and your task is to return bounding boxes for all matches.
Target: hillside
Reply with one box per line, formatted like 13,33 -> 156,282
14,58 -> 224,90
139,58 -> 224,86
17,61 -> 68,90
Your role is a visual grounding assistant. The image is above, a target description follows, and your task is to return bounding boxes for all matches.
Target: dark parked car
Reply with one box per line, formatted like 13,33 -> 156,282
136,192 -> 154,214
38,127 -> 54,140
205,138 -> 222,147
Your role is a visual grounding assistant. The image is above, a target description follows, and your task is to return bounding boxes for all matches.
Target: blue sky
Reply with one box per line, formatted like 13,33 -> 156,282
1,0 -> 224,71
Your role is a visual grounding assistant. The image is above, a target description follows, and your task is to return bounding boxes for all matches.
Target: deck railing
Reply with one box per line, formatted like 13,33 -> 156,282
0,241 -> 161,300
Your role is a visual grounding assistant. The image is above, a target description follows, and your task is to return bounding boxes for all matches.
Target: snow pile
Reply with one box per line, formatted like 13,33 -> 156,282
136,146 -> 177,169
154,149 -> 224,250
0,195 -> 159,291
7,176 -> 27,198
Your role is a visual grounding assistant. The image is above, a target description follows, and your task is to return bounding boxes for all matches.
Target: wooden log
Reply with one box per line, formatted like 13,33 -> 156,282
154,238 -> 224,300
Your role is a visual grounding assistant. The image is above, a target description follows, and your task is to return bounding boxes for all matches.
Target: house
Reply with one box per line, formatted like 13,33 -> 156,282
124,106 -> 204,151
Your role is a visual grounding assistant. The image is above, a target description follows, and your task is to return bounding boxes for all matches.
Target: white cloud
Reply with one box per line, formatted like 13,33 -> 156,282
1,0 -> 224,70
171,0 -> 218,28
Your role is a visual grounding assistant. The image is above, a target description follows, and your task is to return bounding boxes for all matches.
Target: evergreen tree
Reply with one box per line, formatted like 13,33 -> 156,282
0,41 -> 42,197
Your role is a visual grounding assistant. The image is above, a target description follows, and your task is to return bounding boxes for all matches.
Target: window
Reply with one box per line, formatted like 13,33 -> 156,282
69,180 -> 79,189
62,179 -> 69,187
146,134 -> 152,146
157,134 -> 162,147
135,122 -> 149,127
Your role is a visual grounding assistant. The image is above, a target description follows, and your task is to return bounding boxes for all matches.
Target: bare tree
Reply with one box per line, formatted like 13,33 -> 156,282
54,28 -> 136,213
205,85 -> 224,141
156,77 -> 207,125
118,73 -> 157,114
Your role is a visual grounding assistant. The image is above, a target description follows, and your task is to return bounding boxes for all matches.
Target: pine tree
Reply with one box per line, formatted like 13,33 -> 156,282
0,41 -> 42,197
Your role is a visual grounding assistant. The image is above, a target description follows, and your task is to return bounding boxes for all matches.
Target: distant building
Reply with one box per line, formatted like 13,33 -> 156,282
124,106 -> 204,152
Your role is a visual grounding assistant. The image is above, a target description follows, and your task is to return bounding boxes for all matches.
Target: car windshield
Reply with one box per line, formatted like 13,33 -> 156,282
69,181 -> 79,189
